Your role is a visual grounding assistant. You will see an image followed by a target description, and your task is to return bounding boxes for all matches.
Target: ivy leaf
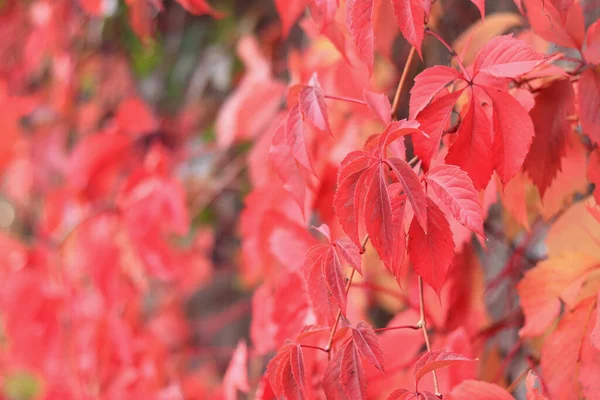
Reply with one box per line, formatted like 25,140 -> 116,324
578,68 -> 600,146
299,74 -> 332,135
334,237 -> 363,275
446,380 -> 513,400
363,90 -> 392,125
426,164 -> 484,236
472,35 -> 545,78
385,157 -> 428,232
487,88 -> 535,185
346,0 -> 375,75
223,341 -> 250,400
267,342 -> 307,400
408,198 -> 455,295
445,90 -> 494,190
352,321 -> 385,372
522,79 -> 575,197
584,19 -> 600,64
391,0 -> 425,55
324,341 -> 368,400
409,66 -> 463,120
413,349 -> 474,390
275,0 -> 309,36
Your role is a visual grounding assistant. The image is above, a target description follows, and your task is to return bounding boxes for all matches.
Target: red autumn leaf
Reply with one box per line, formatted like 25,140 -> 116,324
590,150 -> 600,204
299,74 -> 332,135
223,341 -> 250,400
391,0 -> 425,55
304,244 -> 347,323
285,104 -> 315,175
426,164 -> 484,236
413,89 -> 464,167
385,157 -> 428,232
409,66 -> 463,120
523,0 -> 585,49
352,321 -> 385,372
487,88 -> 535,185
578,68 -> 600,146
446,380 -> 513,400
176,0 -> 223,17
413,349 -> 474,389
377,119 -> 422,157
266,342 -> 307,400
334,237 -> 363,275
269,124 -> 307,214
324,340 -> 368,400
470,0 -> 485,20
408,198 -> 455,295
346,0 -> 375,74
522,79 -> 575,197
388,390 -> 438,400
309,0 -> 338,27
584,19 -> 600,65
445,91 -> 494,190
115,97 -> 158,138
472,35 -> 545,79
275,0 -> 309,36
363,90 -> 392,125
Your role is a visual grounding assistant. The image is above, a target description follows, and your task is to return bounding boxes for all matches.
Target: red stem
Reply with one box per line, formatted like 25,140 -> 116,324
324,94 -> 368,105
374,325 -> 420,332
425,27 -> 472,82
301,344 -> 329,353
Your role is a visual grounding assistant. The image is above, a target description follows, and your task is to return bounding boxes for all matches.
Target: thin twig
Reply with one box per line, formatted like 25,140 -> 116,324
425,27 -> 471,82
391,46 -> 417,120
301,344 -> 329,353
417,276 -> 440,395
506,368 -> 531,393
374,325 -> 420,333
324,94 -> 368,105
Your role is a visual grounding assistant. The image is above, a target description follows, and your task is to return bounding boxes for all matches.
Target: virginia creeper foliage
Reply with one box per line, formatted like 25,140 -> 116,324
1,0 -> 600,399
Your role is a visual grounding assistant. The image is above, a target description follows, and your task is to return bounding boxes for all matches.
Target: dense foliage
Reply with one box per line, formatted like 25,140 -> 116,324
0,0 -> 599,399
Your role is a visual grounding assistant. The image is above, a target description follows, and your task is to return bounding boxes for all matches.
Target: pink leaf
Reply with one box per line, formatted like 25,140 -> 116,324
426,164 -> 484,236
335,237 -> 363,274
473,35 -> 544,78
391,0 -> 425,55
363,90 -> 392,125
578,68 -> 600,146
410,66 -> 462,120
413,349 -> 474,390
352,321 -> 385,372
446,380 -> 513,400
346,0 -> 375,75
385,157 -> 428,232
299,74 -> 332,135
408,198 -> 455,296
584,19 -> 600,64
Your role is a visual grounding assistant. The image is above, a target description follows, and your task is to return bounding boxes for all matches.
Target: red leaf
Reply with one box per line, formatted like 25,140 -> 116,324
309,0 -> 338,27
522,79 -> 575,197
470,0 -> 485,20
472,35 -> 544,78
352,321 -> 385,372
413,89 -> 464,167
410,66 -> 462,120
334,152 -> 376,247
115,97 -> 158,138
223,341 -> 250,400
589,150 -> 600,204
176,0 -> 223,17
266,342 -> 307,400
269,124 -> 307,214
364,164 -> 401,272
523,0 -> 585,49
363,90 -> 392,125
445,92 -> 493,190
324,341 -> 368,399
275,0 -> 309,36
426,164 -> 484,236
446,380 -> 513,400
387,389 -> 417,399
408,198 -> 455,295
299,74 -> 332,135
340,341 -> 368,399
584,19 -> 600,65
391,0 -> 425,55
487,88 -> 535,185
578,68 -> 600,146
413,349 -> 474,389
335,237 -> 363,274
385,157 -> 428,232
346,0 -> 375,75
304,244 -> 347,323
377,119 -> 422,157
285,104 -> 315,175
